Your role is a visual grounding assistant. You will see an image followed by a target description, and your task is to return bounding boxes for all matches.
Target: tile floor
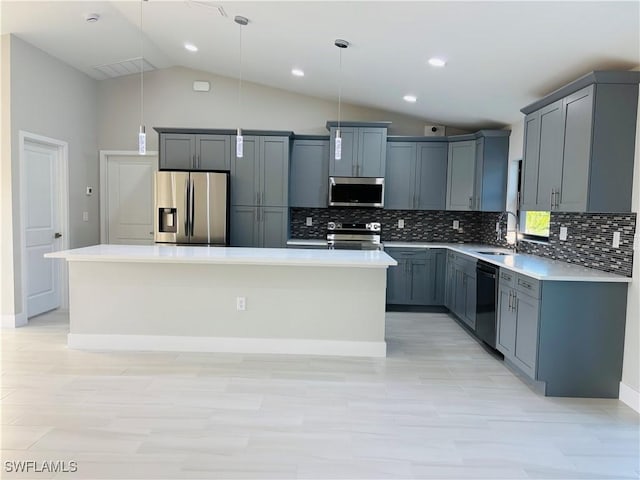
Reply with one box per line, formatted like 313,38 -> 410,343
1,310 -> 638,479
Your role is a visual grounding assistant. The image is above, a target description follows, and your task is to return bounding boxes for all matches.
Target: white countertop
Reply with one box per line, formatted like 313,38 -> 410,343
45,244 -> 397,269
287,239 -> 631,283
384,242 -> 631,283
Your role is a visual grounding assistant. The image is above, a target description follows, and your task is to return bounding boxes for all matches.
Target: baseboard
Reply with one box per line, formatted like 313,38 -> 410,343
1,312 -> 27,328
68,333 -> 387,358
619,382 -> 640,413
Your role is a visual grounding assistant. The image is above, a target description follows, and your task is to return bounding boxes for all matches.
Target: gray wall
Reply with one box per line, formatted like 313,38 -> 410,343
1,35 -> 98,318
96,65 -> 433,151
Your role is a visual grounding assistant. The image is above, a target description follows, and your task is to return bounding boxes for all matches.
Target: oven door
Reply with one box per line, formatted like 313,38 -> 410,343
328,177 -> 384,207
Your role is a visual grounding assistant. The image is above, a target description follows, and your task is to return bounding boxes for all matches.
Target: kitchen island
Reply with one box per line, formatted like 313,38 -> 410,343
46,245 -> 397,357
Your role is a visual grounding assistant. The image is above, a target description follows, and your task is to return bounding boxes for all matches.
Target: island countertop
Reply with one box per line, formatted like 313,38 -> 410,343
46,244 -> 397,269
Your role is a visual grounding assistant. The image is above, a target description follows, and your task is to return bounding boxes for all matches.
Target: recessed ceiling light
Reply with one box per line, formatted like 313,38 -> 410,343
184,43 -> 199,52
428,57 -> 446,67
403,95 -> 417,103
291,68 -> 305,77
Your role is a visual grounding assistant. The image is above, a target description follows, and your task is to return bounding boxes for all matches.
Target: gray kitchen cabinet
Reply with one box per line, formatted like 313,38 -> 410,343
513,290 -> 539,378
231,205 -> 288,248
445,251 -> 477,329
231,136 -> 289,208
497,283 -> 516,355
473,135 -> 510,211
159,133 -> 231,170
446,140 -> 476,211
520,71 -> 639,213
289,138 -> 329,208
385,248 -> 445,306
385,141 -> 447,210
328,122 -> 389,177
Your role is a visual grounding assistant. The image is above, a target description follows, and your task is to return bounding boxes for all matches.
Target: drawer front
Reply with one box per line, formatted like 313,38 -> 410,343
386,248 -> 426,261
499,269 -> 516,288
516,274 -> 540,298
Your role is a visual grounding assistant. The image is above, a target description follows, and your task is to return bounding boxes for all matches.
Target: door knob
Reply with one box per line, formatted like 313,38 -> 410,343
54,232 -> 62,239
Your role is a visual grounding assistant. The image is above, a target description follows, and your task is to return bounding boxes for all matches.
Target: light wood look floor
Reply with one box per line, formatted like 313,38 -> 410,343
1,310 -> 638,479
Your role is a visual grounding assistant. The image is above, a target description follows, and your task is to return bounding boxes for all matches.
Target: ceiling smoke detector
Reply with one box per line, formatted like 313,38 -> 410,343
85,13 -> 100,23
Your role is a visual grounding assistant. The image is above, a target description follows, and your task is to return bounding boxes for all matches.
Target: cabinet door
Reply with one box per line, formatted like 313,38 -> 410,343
230,136 -> 259,206
445,255 -> 455,310
446,140 -> 476,211
431,250 -> 446,305
453,269 -> 466,318
384,142 -> 416,209
230,206 -> 258,247
260,206 -> 288,248
386,258 -> 408,304
536,100 -> 564,211
514,292 -> 539,378
329,127 -> 357,176
160,134 -> 195,170
409,258 -> 429,305
416,143 -> 448,210
520,112 -> 541,211
558,85 -> 594,212
473,138 -> 484,210
196,135 -> 230,171
358,128 -> 387,177
290,139 -> 329,208
497,286 -> 516,355
261,137 -> 289,207
463,272 -> 477,328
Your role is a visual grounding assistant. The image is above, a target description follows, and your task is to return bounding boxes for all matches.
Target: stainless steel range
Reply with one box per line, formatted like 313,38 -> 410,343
326,222 -> 382,250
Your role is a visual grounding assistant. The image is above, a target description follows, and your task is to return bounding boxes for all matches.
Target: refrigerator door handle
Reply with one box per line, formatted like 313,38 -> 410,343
190,178 -> 195,237
184,175 -> 190,236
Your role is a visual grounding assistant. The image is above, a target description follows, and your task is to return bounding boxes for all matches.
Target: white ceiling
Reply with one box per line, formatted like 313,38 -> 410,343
2,1 -> 639,130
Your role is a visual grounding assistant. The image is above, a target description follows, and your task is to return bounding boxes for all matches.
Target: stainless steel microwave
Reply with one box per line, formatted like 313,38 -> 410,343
328,177 -> 384,208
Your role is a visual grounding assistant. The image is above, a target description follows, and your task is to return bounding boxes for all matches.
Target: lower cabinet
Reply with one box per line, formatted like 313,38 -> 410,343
385,248 -> 445,306
231,206 -> 288,248
497,271 -> 540,379
446,251 -> 477,329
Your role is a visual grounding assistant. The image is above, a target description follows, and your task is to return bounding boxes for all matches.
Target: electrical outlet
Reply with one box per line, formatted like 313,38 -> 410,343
305,217 -> 313,226
82,211 -> 89,222
612,231 -> 621,248
236,297 -> 246,311
453,220 -> 459,230
398,219 -> 404,229
559,226 -> 568,241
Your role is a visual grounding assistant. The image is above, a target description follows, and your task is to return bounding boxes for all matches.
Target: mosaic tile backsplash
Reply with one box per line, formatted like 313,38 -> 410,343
290,208 -> 635,277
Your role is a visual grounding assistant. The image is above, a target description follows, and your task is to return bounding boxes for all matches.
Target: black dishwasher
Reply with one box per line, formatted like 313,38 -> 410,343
476,261 -> 498,349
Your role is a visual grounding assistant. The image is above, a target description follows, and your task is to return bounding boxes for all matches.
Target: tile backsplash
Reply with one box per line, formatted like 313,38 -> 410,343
290,208 -> 636,277
518,212 -> 636,277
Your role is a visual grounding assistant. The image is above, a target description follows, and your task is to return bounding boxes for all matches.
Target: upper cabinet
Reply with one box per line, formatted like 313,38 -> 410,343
446,131 -> 510,211
385,140 -> 448,210
520,71 -> 640,213
290,137 -> 330,208
157,130 -> 231,171
327,121 -> 390,177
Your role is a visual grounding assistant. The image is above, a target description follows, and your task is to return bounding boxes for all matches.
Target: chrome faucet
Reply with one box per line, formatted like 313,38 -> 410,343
496,211 -> 519,252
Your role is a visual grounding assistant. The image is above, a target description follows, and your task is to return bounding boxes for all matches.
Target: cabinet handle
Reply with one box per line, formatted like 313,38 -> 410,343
193,154 -> 197,169
550,189 -> 555,209
555,189 -> 560,209
508,290 -> 513,310
514,296 -> 519,313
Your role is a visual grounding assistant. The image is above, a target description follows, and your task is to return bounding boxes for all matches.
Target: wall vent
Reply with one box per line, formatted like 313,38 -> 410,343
92,57 -> 155,80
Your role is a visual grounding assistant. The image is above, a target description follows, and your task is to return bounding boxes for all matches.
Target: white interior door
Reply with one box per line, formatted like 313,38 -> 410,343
105,154 -> 156,244
24,141 -> 61,317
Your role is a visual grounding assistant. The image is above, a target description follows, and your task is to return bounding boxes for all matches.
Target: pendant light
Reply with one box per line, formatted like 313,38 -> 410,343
138,0 -> 147,155
334,39 -> 349,160
235,15 -> 249,158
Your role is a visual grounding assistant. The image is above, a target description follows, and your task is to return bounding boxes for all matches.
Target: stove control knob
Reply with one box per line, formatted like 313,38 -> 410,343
327,222 -> 336,230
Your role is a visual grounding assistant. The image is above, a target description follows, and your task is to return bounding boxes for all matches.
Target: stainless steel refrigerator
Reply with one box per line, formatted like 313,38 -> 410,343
154,171 -> 230,245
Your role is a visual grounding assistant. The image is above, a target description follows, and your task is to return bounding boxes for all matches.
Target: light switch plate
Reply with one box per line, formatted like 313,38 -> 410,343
612,231 -> 621,248
453,220 -> 459,230
305,217 -> 313,226
559,226 -> 568,241
82,211 -> 89,222
398,219 -> 405,229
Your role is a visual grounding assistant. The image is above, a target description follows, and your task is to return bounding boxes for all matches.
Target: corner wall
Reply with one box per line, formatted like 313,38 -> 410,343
3,35 -> 98,324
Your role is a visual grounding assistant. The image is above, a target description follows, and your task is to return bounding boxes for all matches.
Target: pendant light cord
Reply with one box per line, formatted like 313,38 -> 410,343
139,0 -> 144,128
337,47 -> 342,131
238,22 -> 243,128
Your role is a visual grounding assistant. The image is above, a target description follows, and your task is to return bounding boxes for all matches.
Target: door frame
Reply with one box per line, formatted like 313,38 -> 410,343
99,150 -> 158,244
19,130 -> 70,319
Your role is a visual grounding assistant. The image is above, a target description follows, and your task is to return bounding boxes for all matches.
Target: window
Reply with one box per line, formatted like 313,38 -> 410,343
520,211 -> 551,240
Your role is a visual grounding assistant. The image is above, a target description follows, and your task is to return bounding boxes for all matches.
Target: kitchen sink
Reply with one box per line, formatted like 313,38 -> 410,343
476,251 -> 512,256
